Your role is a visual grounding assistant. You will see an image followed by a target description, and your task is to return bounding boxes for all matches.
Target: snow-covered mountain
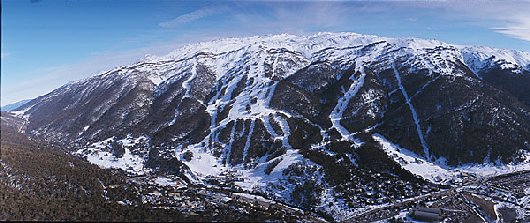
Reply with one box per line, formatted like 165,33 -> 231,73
11,32 -> 530,220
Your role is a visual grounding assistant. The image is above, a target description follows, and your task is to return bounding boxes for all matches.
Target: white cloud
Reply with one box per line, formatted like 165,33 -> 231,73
159,7 -> 225,28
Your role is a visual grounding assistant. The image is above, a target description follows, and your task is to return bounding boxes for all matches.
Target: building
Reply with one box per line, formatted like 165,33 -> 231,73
409,207 -> 443,222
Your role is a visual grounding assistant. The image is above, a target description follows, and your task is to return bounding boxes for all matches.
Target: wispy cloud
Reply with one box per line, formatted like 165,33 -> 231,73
409,0 -> 530,42
1,41 -> 179,106
0,51 -> 8,60
160,1 -> 530,42
0,34 -> 221,106
158,2 -> 357,34
489,12 -> 530,42
159,7 -> 226,28
231,2 -> 363,35
459,1 -> 530,42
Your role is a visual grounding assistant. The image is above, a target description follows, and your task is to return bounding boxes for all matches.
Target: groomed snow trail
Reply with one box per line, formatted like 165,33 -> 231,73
392,62 -> 430,159
329,65 -> 366,146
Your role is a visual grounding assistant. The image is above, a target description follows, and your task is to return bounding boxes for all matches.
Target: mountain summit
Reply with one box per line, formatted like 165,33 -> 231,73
11,32 -> 530,220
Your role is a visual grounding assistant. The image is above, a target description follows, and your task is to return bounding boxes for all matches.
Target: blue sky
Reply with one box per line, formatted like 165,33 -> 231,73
2,0 -> 530,106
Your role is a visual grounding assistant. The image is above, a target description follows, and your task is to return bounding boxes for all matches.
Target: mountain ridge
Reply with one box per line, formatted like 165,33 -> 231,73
42,32 -> 530,89
1,99 -> 31,112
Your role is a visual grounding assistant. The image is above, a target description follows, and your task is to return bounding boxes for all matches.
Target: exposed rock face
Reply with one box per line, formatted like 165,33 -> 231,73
11,33 -> 530,219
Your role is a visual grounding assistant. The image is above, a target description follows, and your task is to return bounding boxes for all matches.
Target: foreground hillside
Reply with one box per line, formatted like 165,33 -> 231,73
1,116 -> 178,221
0,112 -> 321,221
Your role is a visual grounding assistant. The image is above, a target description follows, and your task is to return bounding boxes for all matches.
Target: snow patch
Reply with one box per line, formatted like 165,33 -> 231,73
75,143 -> 146,175
374,133 -> 457,184
154,177 -> 177,187
374,134 -> 530,183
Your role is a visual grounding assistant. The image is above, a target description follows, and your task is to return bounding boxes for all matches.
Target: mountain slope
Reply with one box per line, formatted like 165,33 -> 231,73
10,32 -> 530,220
